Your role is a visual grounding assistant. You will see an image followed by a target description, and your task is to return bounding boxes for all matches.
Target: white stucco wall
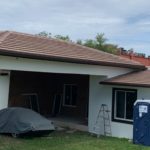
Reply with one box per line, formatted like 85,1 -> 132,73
0,55 -> 132,76
0,55 -> 132,110
0,55 -> 141,139
89,75 -> 150,139
0,73 -> 10,109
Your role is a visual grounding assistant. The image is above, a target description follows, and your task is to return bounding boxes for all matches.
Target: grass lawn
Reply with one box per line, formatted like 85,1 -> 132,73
0,131 -> 150,150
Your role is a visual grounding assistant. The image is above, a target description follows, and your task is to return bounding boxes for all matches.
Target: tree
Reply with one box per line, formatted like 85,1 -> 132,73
96,33 -> 107,47
37,31 -> 119,55
82,33 -> 118,54
37,31 -> 51,38
84,39 -> 97,49
76,39 -> 82,45
83,33 -> 107,49
37,31 -> 71,42
101,44 -> 118,54
54,35 -> 70,41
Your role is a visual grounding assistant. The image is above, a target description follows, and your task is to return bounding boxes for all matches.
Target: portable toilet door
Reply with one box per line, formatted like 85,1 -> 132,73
133,100 -> 150,146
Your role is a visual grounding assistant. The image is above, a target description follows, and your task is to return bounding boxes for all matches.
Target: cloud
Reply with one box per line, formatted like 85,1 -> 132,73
0,0 -> 150,55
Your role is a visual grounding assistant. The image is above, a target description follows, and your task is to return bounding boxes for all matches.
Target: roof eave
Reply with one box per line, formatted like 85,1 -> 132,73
0,49 -> 146,70
100,81 -> 150,88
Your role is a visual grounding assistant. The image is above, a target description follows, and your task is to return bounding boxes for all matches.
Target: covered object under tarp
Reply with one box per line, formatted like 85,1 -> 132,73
0,107 -> 55,135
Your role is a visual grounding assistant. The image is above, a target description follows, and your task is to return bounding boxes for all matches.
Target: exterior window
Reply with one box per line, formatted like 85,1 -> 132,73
63,84 -> 77,107
112,88 -> 137,123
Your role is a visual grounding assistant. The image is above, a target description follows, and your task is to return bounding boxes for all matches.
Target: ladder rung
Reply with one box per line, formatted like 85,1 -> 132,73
104,120 -> 110,122
104,124 -> 111,127
103,117 -> 109,120
105,129 -> 111,131
105,134 -> 111,136
105,133 -> 111,135
104,132 -> 111,134
101,104 -> 107,106
104,128 -> 111,130
99,116 -> 104,118
94,126 -> 100,129
104,129 -> 111,131
99,116 -> 109,119
100,110 -> 110,112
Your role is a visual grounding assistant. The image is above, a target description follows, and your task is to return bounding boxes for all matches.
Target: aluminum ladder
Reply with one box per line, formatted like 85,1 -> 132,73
93,104 -> 112,137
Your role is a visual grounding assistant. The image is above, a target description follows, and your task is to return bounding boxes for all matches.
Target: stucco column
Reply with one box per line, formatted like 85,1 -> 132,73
0,71 -> 10,109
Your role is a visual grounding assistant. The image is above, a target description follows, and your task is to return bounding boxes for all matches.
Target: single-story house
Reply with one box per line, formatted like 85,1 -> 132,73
0,31 -> 149,139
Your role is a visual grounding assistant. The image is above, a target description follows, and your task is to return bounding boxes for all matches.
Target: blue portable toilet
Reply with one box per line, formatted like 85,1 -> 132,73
133,100 -> 150,146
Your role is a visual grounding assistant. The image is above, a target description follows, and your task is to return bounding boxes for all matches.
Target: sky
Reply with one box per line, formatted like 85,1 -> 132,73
0,0 -> 150,56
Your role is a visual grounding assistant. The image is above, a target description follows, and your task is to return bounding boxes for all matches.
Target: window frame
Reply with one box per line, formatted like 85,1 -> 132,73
112,88 -> 137,124
63,84 -> 78,107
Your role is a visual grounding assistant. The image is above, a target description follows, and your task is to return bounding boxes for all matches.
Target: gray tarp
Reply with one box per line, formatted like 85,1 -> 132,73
0,107 -> 55,134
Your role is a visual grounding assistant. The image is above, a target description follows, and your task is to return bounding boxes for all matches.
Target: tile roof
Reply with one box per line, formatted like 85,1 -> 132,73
0,31 -> 146,69
101,69 -> 150,87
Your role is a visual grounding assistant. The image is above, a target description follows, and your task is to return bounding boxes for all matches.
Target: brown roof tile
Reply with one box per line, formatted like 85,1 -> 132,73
101,69 -> 150,87
0,31 -> 146,69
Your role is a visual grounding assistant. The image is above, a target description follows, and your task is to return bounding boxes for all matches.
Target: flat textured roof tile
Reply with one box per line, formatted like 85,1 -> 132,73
0,31 -> 146,69
101,70 -> 150,87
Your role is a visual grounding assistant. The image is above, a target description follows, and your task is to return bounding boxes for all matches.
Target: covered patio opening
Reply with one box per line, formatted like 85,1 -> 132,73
8,71 -> 89,131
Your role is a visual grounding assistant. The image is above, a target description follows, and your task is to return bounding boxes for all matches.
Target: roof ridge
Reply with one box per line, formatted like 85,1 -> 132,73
0,31 -> 12,44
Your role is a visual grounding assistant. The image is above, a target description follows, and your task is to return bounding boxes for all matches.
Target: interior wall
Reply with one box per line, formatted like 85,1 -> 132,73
9,71 -> 89,119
